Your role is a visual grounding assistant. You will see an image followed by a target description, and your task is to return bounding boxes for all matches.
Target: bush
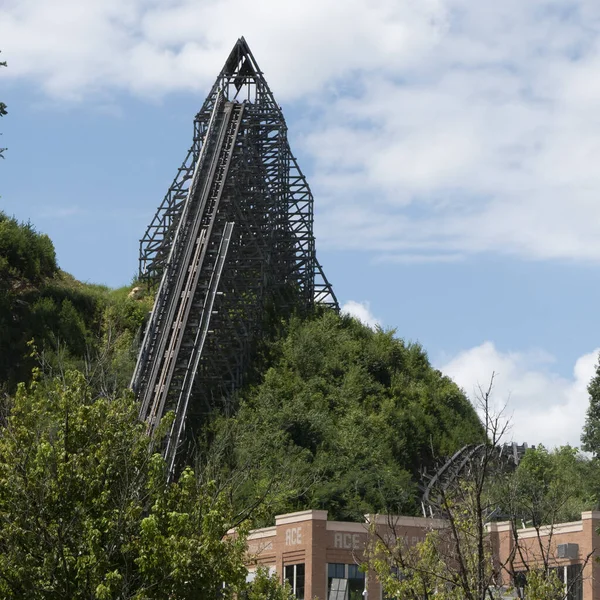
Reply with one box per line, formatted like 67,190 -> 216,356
0,212 -> 57,284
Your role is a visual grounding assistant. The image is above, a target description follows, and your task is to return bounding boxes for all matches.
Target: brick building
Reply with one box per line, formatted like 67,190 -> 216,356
242,509 -> 600,600
489,511 -> 600,600
244,509 -> 442,600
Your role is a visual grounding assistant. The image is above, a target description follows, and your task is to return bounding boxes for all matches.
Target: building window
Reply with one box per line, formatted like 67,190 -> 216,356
328,563 -> 346,600
327,563 -> 366,600
552,564 -> 583,600
285,563 -> 305,600
565,564 -> 583,600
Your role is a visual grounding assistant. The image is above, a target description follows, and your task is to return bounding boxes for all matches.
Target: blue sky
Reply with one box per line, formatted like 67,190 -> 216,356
2,0 -> 600,448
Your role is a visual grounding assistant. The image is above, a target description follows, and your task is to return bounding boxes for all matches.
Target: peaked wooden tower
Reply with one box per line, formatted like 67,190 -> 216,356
132,38 -> 337,474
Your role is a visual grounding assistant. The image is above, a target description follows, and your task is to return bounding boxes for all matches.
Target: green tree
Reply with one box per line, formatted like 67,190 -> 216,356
522,570 -> 565,600
368,387 -> 589,600
370,519 -> 565,600
369,482 -> 500,600
243,568 -> 295,600
399,424 -> 507,600
206,311 -> 484,523
134,461 -> 249,599
0,369 -> 278,599
369,499 -> 567,600
499,445 -> 596,530
0,212 -> 60,387
0,212 -> 58,285
581,353 -> 600,456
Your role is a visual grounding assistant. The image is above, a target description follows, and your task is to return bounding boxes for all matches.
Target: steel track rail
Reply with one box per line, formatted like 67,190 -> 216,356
145,103 -> 244,435
165,221 -> 235,476
134,101 -> 245,442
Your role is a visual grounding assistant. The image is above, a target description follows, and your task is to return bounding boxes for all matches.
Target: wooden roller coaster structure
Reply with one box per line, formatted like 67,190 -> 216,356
131,39 -> 337,476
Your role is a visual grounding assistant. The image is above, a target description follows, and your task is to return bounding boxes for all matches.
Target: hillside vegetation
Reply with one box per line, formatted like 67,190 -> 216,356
3,213 -> 600,598
0,212 -> 485,522
204,312 -> 485,522
0,211 -> 152,394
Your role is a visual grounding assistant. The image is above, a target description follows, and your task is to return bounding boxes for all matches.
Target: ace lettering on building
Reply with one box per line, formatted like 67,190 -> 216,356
334,533 -> 362,550
285,528 -> 303,546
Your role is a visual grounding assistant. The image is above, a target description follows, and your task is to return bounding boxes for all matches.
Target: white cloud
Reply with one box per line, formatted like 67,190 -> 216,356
440,342 -> 600,449
5,0 -> 600,262
0,0 -> 443,100
341,300 -> 381,329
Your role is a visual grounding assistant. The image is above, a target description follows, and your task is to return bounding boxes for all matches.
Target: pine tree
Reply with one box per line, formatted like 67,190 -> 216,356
581,353 -> 600,455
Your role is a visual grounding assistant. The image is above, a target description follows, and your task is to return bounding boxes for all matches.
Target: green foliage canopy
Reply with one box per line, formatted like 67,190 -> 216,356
495,445 -> 600,528
0,369 -> 292,599
0,212 -> 152,392
208,311 -> 485,522
0,212 -> 57,284
242,568 -> 295,600
582,353 -> 600,456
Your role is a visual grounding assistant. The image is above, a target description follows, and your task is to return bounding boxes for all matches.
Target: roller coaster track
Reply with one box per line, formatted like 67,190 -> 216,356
421,442 -> 531,518
132,39 -> 338,475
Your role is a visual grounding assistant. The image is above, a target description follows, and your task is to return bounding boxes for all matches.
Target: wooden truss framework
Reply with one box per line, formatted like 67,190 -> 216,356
132,38 -> 338,474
